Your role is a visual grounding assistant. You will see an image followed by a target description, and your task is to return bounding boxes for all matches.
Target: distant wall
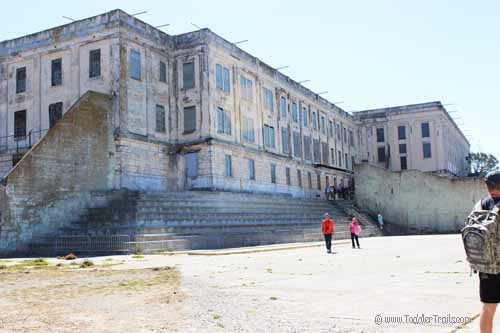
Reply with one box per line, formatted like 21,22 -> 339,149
0,91 -> 115,255
354,164 -> 488,233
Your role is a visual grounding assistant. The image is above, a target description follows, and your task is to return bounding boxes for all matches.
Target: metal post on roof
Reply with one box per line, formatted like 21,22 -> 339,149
275,66 -> 290,70
62,16 -> 76,22
190,22 -> 202,30
233,39 -> 248,45
155,24 -> 171,28
298,80 -> 310,84
131,11 -> 148,17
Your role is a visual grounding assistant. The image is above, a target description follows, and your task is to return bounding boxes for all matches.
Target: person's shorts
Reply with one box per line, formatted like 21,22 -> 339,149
479,272 -> 500,303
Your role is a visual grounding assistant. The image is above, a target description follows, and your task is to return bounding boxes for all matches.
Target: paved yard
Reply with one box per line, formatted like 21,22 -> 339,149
0,235 -> 492,332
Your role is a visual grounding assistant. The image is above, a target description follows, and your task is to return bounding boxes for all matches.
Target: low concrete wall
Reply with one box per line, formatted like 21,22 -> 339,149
0,91 -> 115,256
354,164 -> 488,234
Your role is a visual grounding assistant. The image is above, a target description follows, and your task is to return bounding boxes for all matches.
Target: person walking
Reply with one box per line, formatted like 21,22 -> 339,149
349,217 -> 361,249
471,171 -> 500,333
322,213 -> 334,253
377,213 -> 384,230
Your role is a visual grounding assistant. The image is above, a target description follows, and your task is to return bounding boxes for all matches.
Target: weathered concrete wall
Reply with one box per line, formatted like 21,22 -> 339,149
354,163 -> 488,233
0,91 -> 114,255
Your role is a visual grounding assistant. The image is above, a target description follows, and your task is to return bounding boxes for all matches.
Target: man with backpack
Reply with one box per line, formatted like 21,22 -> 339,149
463,171 -> 500,333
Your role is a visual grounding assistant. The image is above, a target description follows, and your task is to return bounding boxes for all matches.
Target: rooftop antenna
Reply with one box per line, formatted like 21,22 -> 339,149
131,11 -> 148,17
155,23 -> 171,28
298,80 -> 310,84
233,39 -> 248,45
333,101 -> 344,104
317,91 -> 328,95
191,22 -> 202,30
62,16 -> 76,22
275,65 -> 290,70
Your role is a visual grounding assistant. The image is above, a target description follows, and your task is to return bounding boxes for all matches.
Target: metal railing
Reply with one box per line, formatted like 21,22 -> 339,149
55,235 -> 131,254
0,128 -> 49,154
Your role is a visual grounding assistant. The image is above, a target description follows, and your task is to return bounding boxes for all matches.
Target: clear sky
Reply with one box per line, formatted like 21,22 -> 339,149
2,0 -> 498,160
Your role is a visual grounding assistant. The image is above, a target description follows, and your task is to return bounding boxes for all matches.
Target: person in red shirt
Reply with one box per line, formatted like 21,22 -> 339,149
322,213 -> 335,253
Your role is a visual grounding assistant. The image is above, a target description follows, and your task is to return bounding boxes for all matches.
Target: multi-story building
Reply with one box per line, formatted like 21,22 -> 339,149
354,102 -> 470,176
0,9 -> 357,197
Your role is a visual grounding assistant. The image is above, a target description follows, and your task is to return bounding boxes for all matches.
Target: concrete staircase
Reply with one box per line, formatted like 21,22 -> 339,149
32,191 -> 384,255
331,199 -> 385,235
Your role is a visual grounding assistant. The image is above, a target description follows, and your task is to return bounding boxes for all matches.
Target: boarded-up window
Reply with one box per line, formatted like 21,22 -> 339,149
297,170 -> 302,188
130,49 -> 141,80
51,59 -> 62,86
49,102 -> 63,129
225,155 -> 232,177
89,49 -> 101,78
313,139 -> 320,163
264,125 -> 275,149
183,62 -> 195,89
186,153 -> 198,178
242,117 -> 255,142
248,159 -> 255,180
14,110 -> 26,139
156,105 -> 166,133
183,106 -> 196,133
159,61 -> 167,82
217,107 -> 231,135
286,167 -> 291,185
281,127 -> 289,155
270,164 -> 276,184
322,142 -> 329,164
16,67 -> 26,93
303,136 -> 311,160
293,131 -> 301,158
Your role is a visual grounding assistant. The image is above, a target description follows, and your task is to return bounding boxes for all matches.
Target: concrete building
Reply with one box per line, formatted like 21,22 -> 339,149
353,102 -> 470,176
0,9 -> 356,197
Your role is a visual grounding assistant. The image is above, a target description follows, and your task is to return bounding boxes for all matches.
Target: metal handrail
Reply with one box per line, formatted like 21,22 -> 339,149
0,128 -> 49,154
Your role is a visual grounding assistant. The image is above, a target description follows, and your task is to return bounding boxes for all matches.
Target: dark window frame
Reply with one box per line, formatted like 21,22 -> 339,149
14,110 -> 27,139
51,58 -> 62,86
89,49 -> 101,78
159,61 -> 167,82
183,62 -> 195,89
16,67 -> 26,93
155,104 -> 166,133
49,102 -> 63,129
183,106 -> 196,134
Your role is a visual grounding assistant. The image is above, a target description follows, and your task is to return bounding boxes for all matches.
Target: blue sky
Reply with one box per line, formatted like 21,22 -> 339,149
2,0 -> 499,160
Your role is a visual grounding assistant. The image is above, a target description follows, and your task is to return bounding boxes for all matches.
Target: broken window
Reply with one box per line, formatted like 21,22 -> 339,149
183,106 -> 196,134
49,102 -> 63,129
156,105 -> 166,133
14,110 -> 26,139
89,49 -> 101,78
159,61 -> 167,82
51,59 -> 62,86
130,49 -> 141,80
16,67 -> 26,93
183,62 -> 195,89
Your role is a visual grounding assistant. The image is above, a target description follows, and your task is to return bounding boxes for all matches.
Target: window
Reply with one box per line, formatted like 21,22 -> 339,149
291,102 -> 298,122
330,148 -> 335,166
400,156 -> 407,170
263,87 -> 274,112
329,120 -> 334,138
399,144 -> 407,155
345,153 -> 349,170
423,143 -> 432,158
159,61 -> 167,82
338,151 -> 342,167
280,96 -> 287,118
376,128 -> 385,142
186,153 -> 198,178
130,49 -> 141,80
312,111 -> 317,130
317,173 -> 321,190
302,106 -> 308,127
16,67 -> 26,93
217,107 -> 231,135
215,64 -> 222,90
270,164 -> 276,184
183,106 -> 196,133
281,127 -> 289,154
293,131 -> 301,158
12,153 -> 23,167
156,105 -> 166,133
183,62 -> 195,89
215,64 -> 230,92
313,139 -> 320,163
421,122 -> 430,138
263,125 -> 275,149
322,142 -> 329,164
223,67 -> 230,92
89,49 -> 101,78
398,126 -> 406,140
240,76 -> 253,99
225,155 -> 232,177
51,59 -> 62,86
308,172 -> 312,189
49,102 -> 63,129
377,147 -> 386,162
297,170 -> 302,188
349,130 -> 354,147
242,117 -> 255,142
343,127 -> 348,143
336,124 -> 341,141
303,136 -> 312,160
248,159 -> 255,180
286,167 -> 291,185
14,110 -> 26,139
320,116 -> 326,135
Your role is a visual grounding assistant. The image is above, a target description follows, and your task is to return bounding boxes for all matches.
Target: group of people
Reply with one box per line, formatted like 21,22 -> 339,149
324,184 -> 354,200
321,213 -> 362,253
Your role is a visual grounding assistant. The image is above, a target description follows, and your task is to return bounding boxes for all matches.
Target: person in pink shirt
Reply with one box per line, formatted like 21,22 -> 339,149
349,217 -> 361,249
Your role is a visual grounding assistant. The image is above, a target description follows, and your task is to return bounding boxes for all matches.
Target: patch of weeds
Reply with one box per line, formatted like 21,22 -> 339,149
265,268 -> 273,273
0,260 -> 12,263
133,250 -> 144,256
455,260 -> 463,263
212,314 -> 221,320
105,258 -> 114,262
270,296 -> 278,301
57,253 -> 77,260
23,258 -> 48,266
217,323 -> 225,328
79,259 -> 94,268
152,266 -> 172,272
132,255 -> 144,259
0,264 -> 6,270
69,261 -> 78,266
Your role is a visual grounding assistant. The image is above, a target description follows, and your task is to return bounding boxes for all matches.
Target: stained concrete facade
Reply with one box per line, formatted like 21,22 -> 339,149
354,102 -> 470,176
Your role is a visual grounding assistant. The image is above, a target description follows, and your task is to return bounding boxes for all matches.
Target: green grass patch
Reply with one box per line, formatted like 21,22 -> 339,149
79,259 -> 94,268
132,255 -> 144,259
212,314 -> 221,320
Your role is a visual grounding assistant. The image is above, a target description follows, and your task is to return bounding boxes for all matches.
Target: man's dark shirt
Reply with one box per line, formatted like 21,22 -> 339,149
482,196 -> 500,210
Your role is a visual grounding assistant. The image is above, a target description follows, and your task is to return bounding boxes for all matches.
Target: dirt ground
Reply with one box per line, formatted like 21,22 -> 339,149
0,258 -> 183,332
